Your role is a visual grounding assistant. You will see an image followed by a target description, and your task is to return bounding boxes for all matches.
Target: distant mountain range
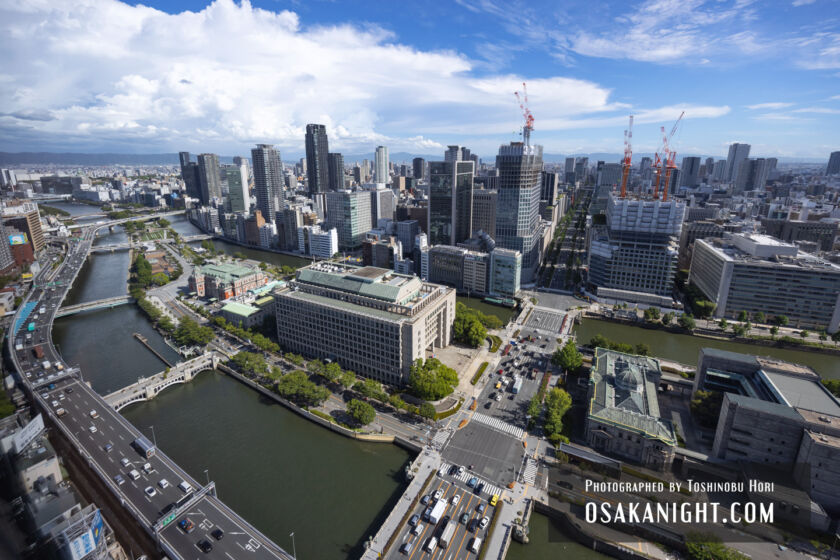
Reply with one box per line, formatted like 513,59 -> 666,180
0,151 -> 825,167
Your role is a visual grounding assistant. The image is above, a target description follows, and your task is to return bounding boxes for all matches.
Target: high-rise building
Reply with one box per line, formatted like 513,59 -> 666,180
297,225 -> 338,259
196,153 -> 221,204
222,163 -> 250,213
828,151 -> 840,175
564,157 -> 575,184
305,124 -> 330,195
494,142 -> 543,284
428,160 -> 475,246
375,146 -> 389,184
396,220 -> 419,257
575,157 -> 589,184
712,159 -> 727,182
0,221 -> 15,273
681,156 -> 701,187
328,153 -> 345,191
597,163 -> 622,188
4,202 -> 45,252
734,158 -> 769,193
251,144 -> 283,223
471,189 -> 497,237
541,171 -> 559,202
639,157 -> 653,182
370,186 -> 397,227
489,248 -> 521,297
704,157 -> 714,179
413,157 -> 425,180
326,190 -> 372,249
690,234 -> 840,333
0,168 -> 17,189
178,152 -> 201,199
725,143 -> 751,182
587,195 -> 686,298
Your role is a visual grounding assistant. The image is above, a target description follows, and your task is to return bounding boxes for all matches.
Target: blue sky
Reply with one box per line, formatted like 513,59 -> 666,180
1,0 -> 838,160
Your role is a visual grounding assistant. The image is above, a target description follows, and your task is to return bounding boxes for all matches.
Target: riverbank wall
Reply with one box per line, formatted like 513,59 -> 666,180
534,499 -> 661,560
218,365 -> 422,453
580,311 -> 840,357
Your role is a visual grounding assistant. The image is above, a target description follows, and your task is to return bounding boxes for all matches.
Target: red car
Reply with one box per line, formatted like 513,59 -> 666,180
497,369 -> 504,375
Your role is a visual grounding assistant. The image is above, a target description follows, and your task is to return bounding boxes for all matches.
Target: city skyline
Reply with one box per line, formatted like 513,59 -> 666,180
0,0 -> 838,158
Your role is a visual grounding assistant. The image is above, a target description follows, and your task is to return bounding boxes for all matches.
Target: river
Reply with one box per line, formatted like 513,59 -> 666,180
54,224 -> 413,559
507,513 -> 610,559
574,317 -> 840,379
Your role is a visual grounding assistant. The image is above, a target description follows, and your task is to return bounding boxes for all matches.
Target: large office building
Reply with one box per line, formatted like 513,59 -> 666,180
222,163 -> 250,213
297,225 -> 338,259
251,144 -> 284,222
761,219 -> 838,252
690,234 -> 840,333
375,146 -> 389,184
725,142 -> 751,182
305,124 -> 331,195
188,262 -> 267,300
585,349 -> 676,471
196,153 -> 222,204
428,160 -> 475,246
494,142 -> 543,284
396,220 -> 420,257
489,248 -> 521,298
178,152 -> 201,199
588,195 -> 685,298
328,152 -> 345,190
597,163 -> 622,188
680,156 -> 701,187
413,157 -> 425,180
274,263 -> 456,385
696,348 -> 840,513
472,189 -> 497,237
3,202 -> 45,252
326,190 -> 372,249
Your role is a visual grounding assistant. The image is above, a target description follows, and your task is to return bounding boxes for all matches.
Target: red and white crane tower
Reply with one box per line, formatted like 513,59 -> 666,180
514,82 -> 535,147
619,115 -> 634,198
660,111 -> 684,202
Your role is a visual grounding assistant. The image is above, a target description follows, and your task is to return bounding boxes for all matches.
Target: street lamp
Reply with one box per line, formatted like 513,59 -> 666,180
203,469 -> 210,485
289,532 -> 297,559
148,425 -> 157,448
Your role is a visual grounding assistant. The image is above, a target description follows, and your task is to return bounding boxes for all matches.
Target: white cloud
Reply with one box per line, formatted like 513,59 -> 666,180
792,0 -> 816,6
0,0 -> 734,155
791,106 -> 840,114
746,102 -> 794,110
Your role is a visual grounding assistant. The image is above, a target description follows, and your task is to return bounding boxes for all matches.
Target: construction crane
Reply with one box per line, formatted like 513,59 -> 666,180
660,111 -> 684,202
619,115 -> 634,198
514,82 -> 535,147
652,126 -> 666,200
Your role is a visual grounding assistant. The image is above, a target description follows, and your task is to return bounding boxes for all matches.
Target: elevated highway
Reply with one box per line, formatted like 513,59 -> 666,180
8,216 -> 293,560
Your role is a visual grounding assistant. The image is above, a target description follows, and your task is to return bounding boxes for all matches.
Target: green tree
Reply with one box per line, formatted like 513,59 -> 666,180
770,325 -> 779,338
354,378 -> 387,402
275,370 -> 329,405
307,359 -> 326,377
775,314 -> 789,326
157,218 -> 170,228
338,369 -> 356,389
322,362 -> 343,384
551,340 -> 583,372
832,331 -> 840,346
230,351 -> 269,376
799,330 -> 810,339
737,310 -> 748,322
753,311 -> 765,323
822,379 -> 840,398
634,343 -> 650,356
679,313 -> 696,331
151,272 -> 169,286
543,388 -> 572,444
388,394 -> 406,410
409,358 -> 459,401
693,300 -> 716,320
419,402 -> 436,420
718,318 -> 728,330
158,316 -> 175,333
347,399 -> 376,426
527,396 -> 541,418
643,307 -> 660,322
732,324 -> 747,337
819,331 -> 828,342
661,312 -> 675,326
173,317 -> 215,346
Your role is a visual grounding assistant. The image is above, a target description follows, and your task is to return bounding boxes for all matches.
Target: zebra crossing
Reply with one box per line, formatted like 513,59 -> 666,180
521,458 -> 538,485
431,428 -> 452,449
438,462 -> 505,499
471,412 -> 524,439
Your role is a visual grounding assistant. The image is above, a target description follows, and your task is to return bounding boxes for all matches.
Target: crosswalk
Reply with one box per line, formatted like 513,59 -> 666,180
471,412 -> 525,439
431,428 -> 452,449
521,458 -> 538,485
438,462 -> 505,499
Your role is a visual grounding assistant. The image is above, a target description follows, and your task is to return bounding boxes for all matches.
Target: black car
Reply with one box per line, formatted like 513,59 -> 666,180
197,539 -> 213,553
211,528 -> 224,540
484,402 -> 492,409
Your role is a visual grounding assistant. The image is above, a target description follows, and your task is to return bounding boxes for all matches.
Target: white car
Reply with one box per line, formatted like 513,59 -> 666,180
120,458 -> 131,468
88,425 -> 97,434
89,410 -> 99,419
451,494 -> 460,505
479,516 -> 489,529
144,486 -> 157,497
158,478 -> 170,489
457,466 -> 465,476
433,489 -> 443,501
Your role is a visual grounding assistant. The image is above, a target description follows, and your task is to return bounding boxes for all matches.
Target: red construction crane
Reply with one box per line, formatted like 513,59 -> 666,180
514,82 -> 535,147
652,125 -> 666,200
619,115 -> 634,198
660,111 -> 684,202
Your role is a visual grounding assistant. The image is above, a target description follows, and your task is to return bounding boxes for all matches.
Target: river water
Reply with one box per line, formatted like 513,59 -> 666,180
53,223 -> 414,559
507,513 -> 610,559
575,317 -> 840,379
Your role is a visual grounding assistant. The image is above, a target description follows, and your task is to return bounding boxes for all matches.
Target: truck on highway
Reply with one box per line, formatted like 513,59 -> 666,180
42,361 -> 51,370
469,537 -> 482,553
428,499 -> 446,524
132,436 -> 156,458
439,519 -> 456,548
33,345 -> 44,359
27,322 -> 35,332
39,306 -> 46,315
512,376 -> 523,394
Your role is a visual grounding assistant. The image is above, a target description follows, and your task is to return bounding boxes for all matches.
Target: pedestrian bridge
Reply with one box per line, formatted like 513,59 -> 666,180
56,296 -> 134,317
102,352 -> 220,411
89,233 -> 211,253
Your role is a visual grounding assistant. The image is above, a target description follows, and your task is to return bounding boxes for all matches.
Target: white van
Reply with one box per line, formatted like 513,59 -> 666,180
178,481 -> 193,493
469,537 -> 482,554
425,537 -> 437,552
128,469 -> 141,481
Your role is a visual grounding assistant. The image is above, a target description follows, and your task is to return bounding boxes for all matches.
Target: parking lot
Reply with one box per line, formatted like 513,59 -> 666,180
385,473 -> 498,560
